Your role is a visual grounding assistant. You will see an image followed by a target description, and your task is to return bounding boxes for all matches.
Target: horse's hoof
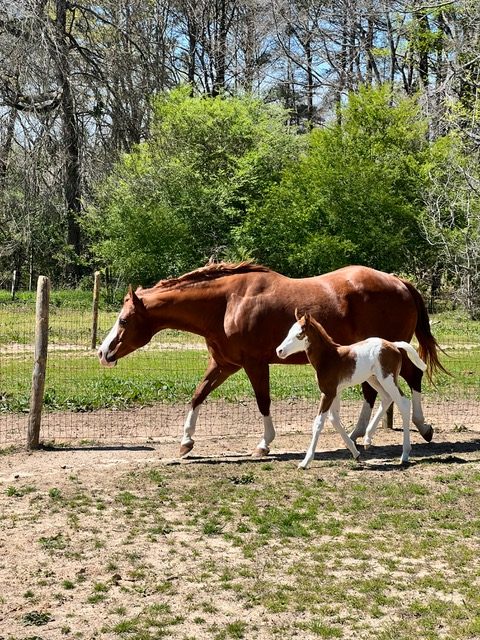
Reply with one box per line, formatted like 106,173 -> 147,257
252,447 -> 270,458
179,441 -> 194,457
364,442 -> 371,450
298,462 -> 309,470
420,425 -> 434,443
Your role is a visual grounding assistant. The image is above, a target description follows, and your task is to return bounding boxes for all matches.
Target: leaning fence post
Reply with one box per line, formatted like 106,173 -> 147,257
91,271 -> 101,349
27,276 -> 50,450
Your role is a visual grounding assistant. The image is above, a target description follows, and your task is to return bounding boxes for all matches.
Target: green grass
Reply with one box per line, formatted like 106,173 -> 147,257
0,300 -> 479,413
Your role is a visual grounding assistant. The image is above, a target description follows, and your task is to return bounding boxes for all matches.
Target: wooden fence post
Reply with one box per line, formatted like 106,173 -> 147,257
91,271 -> 101,349
11,269 -> 17,300
27,276 -> 50,450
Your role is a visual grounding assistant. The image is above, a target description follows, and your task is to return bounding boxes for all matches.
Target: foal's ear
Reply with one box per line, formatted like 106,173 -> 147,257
295,308 -> 301,321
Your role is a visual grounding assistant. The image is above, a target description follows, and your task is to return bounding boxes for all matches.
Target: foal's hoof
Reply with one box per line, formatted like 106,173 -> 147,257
420,425 -> 434,443
179,441 -> 194,457
252,447 -> 270,458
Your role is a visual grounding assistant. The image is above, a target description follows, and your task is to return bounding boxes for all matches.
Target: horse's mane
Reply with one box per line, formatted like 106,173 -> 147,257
144,261 -> 272,293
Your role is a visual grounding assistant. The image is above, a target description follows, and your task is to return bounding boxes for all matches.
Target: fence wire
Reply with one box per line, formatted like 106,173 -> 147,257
1,292 -> 479,449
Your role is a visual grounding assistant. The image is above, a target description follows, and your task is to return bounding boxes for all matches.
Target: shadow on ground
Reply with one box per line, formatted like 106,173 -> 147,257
170,438 -> 480,469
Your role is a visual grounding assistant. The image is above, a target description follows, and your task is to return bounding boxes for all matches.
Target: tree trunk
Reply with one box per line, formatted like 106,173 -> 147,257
55,0 -> 82,280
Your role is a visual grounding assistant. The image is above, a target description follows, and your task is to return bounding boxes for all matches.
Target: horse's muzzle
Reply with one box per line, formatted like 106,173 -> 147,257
98,349 -> 117,368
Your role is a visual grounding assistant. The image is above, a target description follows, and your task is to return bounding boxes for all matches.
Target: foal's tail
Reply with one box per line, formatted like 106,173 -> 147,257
393,341 -> 427,372
400,279 -> 449,381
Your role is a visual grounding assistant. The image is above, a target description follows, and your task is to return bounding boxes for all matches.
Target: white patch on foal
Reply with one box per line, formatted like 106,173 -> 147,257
276,321 -> 309,358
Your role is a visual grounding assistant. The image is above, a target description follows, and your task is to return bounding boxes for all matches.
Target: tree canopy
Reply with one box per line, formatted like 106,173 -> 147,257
85,87 -> 302,283
1,0 -> 480,313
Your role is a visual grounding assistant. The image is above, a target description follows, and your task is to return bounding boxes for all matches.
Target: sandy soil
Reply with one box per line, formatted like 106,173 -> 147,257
0,408 -> 479,640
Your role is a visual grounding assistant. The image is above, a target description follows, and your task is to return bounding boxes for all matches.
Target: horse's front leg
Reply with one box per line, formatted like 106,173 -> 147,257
243,360 -> 275,457
299,393 -> 335,469
179,358 -> 240,457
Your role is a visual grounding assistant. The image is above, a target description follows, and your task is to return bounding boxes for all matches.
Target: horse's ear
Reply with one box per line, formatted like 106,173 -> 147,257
128,285 -> 143,308
295,308 -> 301,321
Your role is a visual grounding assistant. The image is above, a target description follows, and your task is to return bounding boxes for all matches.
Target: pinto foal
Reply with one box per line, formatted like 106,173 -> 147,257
276,312 -> 427,469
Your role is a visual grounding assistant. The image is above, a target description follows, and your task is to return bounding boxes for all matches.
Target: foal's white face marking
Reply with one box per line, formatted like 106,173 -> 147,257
276,321 -> 308,359
98,315 -> 121,367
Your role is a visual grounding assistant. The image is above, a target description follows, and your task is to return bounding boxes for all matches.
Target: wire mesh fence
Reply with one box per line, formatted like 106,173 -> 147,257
1,284 -> 480,449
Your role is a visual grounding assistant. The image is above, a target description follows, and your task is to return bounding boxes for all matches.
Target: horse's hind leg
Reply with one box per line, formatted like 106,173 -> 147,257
380,376 -> 412,463
179,358 -> 240,457
400,356 -> 433,442
328,397 -> 361,461
243,360 -> 275,457
363,376 -> 393,448
349,382 -> 377,442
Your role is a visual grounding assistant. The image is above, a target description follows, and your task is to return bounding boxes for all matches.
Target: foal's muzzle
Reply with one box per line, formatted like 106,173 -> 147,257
276,346 -> 288,359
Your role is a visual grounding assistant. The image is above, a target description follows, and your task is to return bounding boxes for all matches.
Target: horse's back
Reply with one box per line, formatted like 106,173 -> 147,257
220,265 -> 417,363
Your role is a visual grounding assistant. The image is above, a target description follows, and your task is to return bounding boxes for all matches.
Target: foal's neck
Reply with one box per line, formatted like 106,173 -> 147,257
306,320 -> 341,363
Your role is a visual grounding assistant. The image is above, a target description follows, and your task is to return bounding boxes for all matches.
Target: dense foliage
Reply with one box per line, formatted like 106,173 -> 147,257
85,88 -> 302,283
235,86 -> 431,276
88,86 -> 441,284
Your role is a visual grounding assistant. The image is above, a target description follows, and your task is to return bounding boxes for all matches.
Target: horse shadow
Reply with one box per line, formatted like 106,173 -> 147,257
176,437 -> 480,469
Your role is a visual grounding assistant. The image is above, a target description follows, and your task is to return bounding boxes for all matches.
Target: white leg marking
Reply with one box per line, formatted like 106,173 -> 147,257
299,412 -> 327,469
380,376 -> 412,463
399,396 -> 412,463
329,398 -> 361,460
363,399 -> 392,447
349,399 -> 373,441
256,415 -> 276,452
181,406 -> 200,445
412,390 -> 428,431
364,378 -> 392,447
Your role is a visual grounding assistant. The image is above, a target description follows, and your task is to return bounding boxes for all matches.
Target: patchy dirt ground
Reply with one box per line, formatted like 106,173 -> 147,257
0,423 -> 479,640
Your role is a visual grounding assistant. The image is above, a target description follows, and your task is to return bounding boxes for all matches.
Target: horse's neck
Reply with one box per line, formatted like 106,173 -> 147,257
144,285 -> 223,337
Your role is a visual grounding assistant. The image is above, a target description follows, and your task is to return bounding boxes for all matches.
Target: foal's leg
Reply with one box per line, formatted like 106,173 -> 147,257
400,356 -> 433,442
180,358 -> 240,456
299,393 -> 336,469
243,360 -> 276,457
328,396 -> 361,460
349,382 -> 376,442
379,376 -> 412,464
363,376 -> 393,448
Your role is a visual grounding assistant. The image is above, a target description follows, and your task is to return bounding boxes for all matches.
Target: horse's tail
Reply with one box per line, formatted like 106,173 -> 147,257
393,341 -> 427,372
400,279 -> 449,382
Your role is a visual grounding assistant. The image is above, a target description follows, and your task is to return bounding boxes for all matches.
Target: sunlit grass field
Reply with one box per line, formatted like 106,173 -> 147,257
1,291 -> 479,413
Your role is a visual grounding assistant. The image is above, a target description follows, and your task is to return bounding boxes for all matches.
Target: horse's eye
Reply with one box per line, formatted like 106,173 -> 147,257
296,332 -> 305,340
119,318 -> 127,327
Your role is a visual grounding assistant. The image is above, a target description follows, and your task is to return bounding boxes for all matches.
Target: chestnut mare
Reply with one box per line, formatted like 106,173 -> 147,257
98,262 -> 445,457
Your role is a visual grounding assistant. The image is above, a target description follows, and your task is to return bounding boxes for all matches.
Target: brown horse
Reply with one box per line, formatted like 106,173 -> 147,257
98,262 -> 445,457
